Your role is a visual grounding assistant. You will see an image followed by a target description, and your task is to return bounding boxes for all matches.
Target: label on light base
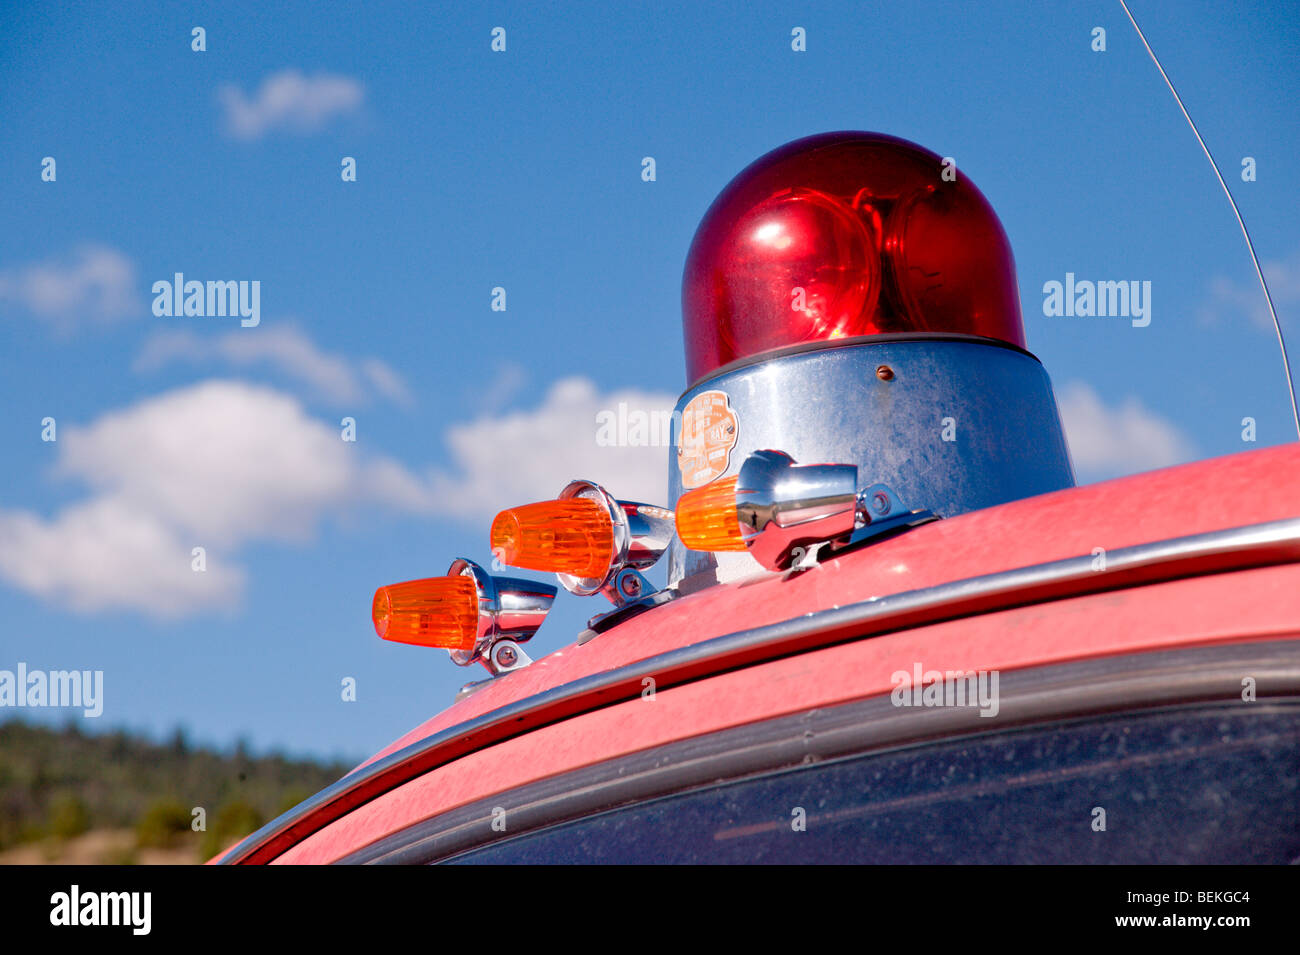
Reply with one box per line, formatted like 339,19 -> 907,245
677,390 -> 739,488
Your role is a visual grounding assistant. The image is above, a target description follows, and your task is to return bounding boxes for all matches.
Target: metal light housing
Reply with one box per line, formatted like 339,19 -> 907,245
491,480 -> 674,607
372,558 -> 556,677
735,450 -> 859,570
448,558 -> 556,674
677,449 -> 935,572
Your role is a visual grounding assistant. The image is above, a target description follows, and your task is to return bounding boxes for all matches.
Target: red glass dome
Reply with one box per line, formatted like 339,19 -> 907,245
682,132 -> 1026,383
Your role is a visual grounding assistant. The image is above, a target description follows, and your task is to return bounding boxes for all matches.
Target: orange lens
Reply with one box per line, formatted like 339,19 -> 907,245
490,498 -> 614,578
372,575 -> 479,651
675,476 -> 747,551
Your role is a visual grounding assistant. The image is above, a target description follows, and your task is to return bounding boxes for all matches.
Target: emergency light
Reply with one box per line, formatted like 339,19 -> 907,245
372,574 -> 479,651
682,132 -> 1026,383
373,558 -> 556,676
491,480 -> 674,607
676,449 -> 934,571
371,131 -> 1078,692
668,131 -> 1075,587
491,497 -> 615,579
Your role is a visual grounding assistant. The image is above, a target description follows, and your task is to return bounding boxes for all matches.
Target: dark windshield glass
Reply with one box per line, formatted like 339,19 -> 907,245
448,703 -> 1300,864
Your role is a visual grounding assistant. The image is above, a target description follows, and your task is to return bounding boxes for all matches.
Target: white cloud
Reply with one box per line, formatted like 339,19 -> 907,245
0,376 -> 677,617
0,381 -> 426,617
479,361 -> 529,414
134,326 -> 412,407
0,499 -> 245,618
0,245 -> 138,328
218,69 -> 363,140
1198,246 -> 1300,331
422,377 -> 678,520
359,357 -> 414,406
1056,380 -> 1196,483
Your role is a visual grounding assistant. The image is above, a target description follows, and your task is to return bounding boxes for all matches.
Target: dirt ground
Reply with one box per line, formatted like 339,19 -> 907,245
0,829 -> 202,865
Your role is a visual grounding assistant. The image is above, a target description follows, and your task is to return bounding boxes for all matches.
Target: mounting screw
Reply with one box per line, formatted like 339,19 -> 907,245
620,573 -> 642,597
876,365 -> 894,381
871,491 -> 891,515
494,644 -> 518,668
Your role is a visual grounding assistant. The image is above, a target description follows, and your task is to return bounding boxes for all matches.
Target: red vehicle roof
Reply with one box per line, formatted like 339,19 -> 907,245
218,443 -> 1300,863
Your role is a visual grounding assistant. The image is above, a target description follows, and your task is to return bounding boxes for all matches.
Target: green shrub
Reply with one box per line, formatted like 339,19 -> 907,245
200,800 -> 264,861
47,794 -> 90,841
136,799 -> 191,849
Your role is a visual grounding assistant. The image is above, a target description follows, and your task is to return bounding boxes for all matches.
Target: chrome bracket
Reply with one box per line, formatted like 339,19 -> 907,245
830,483 -> 938,555
601,567 -> 653,606
446,557 -> 554,679
577,580 -> 678,645
728,450 -> 938,571
454,638 -> 535,701
555,484 -> 675,604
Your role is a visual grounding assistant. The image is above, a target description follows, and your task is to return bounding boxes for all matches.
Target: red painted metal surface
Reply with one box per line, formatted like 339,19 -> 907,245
242,444 -> 1300,862
275,561 -> 1300,863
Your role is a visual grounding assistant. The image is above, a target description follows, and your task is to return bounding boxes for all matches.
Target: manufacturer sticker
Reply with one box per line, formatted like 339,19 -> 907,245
678,390 -> 739,489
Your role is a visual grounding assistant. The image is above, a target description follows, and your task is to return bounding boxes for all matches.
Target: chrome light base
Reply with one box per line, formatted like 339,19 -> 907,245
723,450 -> 938,572
736,450 -> 860,570
667,337 -> 1075,587
446,558 -> 556,675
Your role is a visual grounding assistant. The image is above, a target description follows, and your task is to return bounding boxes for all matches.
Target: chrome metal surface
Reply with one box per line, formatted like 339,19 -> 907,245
453,644 -> 533,702
736,450 -> 859,570
667,338 -> 1075,587
219,515 -> 1300,864
488,639 -> 531,674
446,558 -> 556,672
554,480 -> 674,604
832,483 -> 939,551
691,449 -> 939,571
857,483 -> 902,521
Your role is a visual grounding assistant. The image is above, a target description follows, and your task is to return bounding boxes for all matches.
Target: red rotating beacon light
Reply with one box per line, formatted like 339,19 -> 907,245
668,132 -> 1075,588
682,132 -> 1026,384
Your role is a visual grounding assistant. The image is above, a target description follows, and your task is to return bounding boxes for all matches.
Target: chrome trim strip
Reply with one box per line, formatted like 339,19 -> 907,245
219,515 -> 1300,864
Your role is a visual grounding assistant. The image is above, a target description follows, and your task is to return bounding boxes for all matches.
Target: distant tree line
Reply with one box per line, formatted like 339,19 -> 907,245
0,719 -> 354,861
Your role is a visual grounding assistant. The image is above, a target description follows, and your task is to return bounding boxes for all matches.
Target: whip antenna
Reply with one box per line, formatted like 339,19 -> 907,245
1119,0 -> 1300,440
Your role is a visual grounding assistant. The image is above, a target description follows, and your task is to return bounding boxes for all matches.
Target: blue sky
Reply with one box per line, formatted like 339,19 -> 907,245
0,0 -> 1297,762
